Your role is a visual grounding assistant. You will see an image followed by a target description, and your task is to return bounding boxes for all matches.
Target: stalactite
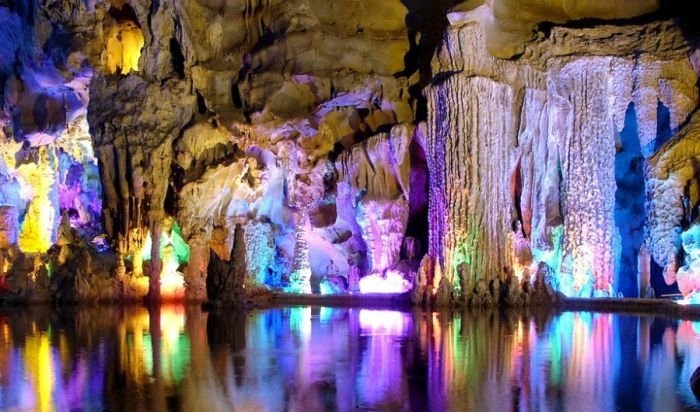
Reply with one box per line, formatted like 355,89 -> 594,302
427,75 -> 518,288
288,210 -> 312,294
427,11 -> 698,299
89,74 -> 195,301
335,124 -> 413,276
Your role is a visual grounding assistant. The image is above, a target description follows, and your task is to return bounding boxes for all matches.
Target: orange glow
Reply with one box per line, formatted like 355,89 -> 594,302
118,308 -> 151,385
159,245 -> 185,301
138,225 -> 188,301
119,306 -> 189,386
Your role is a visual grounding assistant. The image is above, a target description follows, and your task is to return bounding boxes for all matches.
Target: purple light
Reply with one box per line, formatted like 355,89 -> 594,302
358,310 -> 411,335
358,271 -> 411,294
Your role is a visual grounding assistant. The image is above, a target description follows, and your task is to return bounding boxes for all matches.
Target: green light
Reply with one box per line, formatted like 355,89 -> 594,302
140,220 -> 190,264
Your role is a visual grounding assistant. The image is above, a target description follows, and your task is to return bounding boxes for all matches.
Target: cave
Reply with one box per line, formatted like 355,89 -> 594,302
1,1 -> 700,409
0,0 -> 698,311
1,0 -> 699,306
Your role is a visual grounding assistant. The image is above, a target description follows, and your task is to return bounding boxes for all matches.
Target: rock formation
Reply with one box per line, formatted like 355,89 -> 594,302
426,4 -> 698,301
0,0 -> 698,305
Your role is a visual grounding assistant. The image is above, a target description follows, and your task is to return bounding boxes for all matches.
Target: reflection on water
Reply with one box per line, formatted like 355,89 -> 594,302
0,306 -> 699,411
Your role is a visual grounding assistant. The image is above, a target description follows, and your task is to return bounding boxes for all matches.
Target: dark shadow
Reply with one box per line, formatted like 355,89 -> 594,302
650,257 -> 681,297
42,25 -> 74,68
169,38 -> 185,79
655,100 -> 673,153
660,1 -> 700,48
404,138 -> 429,263
398,0 -> 464,122
613,315 -> 644,411
108,2 -> 140,26
691,158 -> 700,223
207,309 -> 249,386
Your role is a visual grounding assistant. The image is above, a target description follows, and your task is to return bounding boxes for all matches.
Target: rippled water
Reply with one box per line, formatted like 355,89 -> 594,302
0,306 -> 699,411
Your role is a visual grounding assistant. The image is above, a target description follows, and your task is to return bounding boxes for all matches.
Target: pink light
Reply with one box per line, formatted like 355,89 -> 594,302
358,310 -> 410,335
358,271 -> 410,294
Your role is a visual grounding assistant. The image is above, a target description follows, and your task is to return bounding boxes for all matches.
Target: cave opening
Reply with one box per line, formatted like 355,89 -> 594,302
404,138 -> 429,265
614,103 -> 645,297
169,38 -> 185,79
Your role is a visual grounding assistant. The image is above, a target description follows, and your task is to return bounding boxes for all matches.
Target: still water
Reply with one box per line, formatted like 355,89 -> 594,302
0,305 -> 699,411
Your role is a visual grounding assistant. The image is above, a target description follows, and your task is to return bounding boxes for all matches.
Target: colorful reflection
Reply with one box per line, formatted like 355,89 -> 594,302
0,305 -> 190,411
0,306 -> 699,411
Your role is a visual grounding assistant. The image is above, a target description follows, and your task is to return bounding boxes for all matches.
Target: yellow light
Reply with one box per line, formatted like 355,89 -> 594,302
120,23 -> 143,73
17,148 -> 57,254
120,308 -> 151,384
25,332 -> 54,412
105,22 -> 143,74
159,244 -> 185,301
160,306 -> 185,351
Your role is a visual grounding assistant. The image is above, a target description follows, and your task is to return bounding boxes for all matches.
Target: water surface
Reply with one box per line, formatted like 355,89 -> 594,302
0,305 -> 699,411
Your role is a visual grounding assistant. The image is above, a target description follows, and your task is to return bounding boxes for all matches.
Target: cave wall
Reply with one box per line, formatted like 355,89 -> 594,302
0,1 -> 109,301
426,6 -> 698,298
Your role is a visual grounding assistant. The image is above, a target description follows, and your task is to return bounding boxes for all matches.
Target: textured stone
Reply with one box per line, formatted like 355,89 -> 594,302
0,0 -> 698,305
451,0 -> 661,58
336,124 -> 414,274
0,206 -> 18,250
206,223 -> 247,305
427,9 -> 698,299
647,111 -> 700,273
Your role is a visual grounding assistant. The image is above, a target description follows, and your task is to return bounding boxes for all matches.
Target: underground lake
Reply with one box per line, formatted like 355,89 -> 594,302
0,305 -> 699,411
2,0 -> 700,410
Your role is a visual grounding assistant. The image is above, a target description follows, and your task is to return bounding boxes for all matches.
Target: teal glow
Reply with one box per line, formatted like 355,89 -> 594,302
140,221 -> 190,264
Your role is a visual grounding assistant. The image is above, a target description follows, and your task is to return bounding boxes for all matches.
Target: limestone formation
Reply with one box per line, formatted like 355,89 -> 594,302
336,124 -> 414,276
453,0 -> 661,58
0,0 -> 698,305
427,6 -> 698,300
676,218 -> 700,299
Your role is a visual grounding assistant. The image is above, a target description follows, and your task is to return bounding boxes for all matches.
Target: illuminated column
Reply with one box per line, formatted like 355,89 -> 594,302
553,60 -> 617,297
288,211 -> 312,294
